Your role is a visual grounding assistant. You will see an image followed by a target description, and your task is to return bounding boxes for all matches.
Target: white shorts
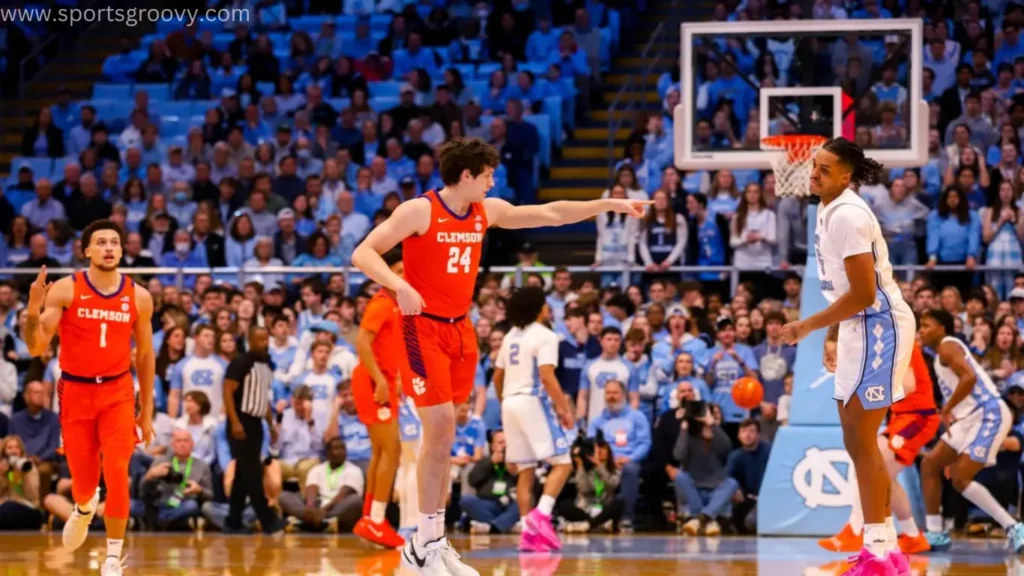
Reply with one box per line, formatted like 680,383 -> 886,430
942,400 -> 1013,467
501,394 -> 571,469
834,302 -> 915,409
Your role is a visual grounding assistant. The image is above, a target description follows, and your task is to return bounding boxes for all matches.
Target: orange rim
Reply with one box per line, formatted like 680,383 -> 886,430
761,135 -> 828,163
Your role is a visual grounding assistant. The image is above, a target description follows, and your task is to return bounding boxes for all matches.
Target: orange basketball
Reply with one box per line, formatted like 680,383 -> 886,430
731,377 -> 764,410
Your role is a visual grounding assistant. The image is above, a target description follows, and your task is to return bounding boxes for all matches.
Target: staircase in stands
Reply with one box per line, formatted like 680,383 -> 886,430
0,20 -> 156,184
530,1 -> 712,266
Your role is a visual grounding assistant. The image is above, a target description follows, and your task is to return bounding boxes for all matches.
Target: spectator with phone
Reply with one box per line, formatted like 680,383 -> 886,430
561,430 -> 625,533
0,434 -> 43,530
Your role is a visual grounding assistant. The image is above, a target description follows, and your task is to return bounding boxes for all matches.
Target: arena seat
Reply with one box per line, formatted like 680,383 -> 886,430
134,83 -> 172,101
92,83 -> 132,101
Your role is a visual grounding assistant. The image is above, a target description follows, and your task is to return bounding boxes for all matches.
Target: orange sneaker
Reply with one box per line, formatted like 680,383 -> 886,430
354,517 -> 406,549
897,532 -> 930,554
818,523 -> 863,552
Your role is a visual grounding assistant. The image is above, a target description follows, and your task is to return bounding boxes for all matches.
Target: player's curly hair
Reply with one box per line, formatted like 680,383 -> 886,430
438,137 -> 501,185
822,137 -> 885,186
506,286 -> 547,329
81,219 -> 125,249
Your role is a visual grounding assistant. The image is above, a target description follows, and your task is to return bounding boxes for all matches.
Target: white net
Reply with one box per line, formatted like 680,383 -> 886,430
761,135 -> 827,198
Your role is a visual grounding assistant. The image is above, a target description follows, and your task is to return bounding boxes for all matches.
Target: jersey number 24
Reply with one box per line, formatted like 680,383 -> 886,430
447,247 -> 472,273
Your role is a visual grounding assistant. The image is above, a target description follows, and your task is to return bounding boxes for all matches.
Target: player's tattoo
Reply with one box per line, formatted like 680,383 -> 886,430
825,323 -> 839,343
24,315 -> 39,351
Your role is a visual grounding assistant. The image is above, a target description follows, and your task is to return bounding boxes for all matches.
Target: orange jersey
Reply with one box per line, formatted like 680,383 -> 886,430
402,190 -> 487,318
58,272 -> 137,378
892,342 -> 937,413
359,290 -> 404,379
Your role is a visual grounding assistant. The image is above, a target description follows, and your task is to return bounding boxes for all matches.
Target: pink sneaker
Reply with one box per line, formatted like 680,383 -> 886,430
887,550 -> 910,575
524,509 -> 561,551
840,548 -> 897,576
519,529 -> 551,552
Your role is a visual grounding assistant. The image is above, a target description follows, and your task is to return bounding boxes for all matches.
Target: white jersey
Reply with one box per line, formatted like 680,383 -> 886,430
496,322 -> 559,398
934,336 -> 1002,420
815,188 -> 906,315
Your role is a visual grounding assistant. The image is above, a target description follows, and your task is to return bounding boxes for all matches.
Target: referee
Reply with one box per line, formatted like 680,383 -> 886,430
223,325 -> 285,535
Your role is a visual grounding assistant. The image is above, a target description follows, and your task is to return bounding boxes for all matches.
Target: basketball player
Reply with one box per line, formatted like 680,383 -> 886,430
916,309 -> 1024,553
819,336 -> 937,554
352,248 -> 406,549
352,137 -> 647,575
24,220 -> 155,576
781,138 -> 914,574
493,286 -> 575,552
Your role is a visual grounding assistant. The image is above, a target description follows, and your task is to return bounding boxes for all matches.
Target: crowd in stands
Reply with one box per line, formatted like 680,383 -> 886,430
4,0 -> 1024,540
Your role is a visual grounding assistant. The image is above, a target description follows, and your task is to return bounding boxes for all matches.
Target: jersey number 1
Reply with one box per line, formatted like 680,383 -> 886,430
99,322 -> 108,348
447,246 -> 471,273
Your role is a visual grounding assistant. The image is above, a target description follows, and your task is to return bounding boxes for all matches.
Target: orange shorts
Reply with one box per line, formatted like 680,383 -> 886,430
883,411 -> 941,466
400,314 -> 478,408
352,364 -> 400,427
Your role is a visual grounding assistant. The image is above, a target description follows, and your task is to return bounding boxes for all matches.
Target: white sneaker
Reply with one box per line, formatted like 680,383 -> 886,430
100,556 -> 124,576
438,538 -> 479,576
62,490 -> 99,550
400,536 -> 449,575
469,521 -> 491,535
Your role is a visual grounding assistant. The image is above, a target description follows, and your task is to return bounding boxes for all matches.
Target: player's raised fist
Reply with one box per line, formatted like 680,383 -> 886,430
28,266 -> 51,311
607,198 -> 653,218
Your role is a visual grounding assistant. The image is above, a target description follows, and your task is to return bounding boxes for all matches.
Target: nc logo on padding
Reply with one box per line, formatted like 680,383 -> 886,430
792,447 -> 854,509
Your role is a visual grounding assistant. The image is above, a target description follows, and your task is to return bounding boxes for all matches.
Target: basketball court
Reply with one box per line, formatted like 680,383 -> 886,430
0,533 -> 1017,575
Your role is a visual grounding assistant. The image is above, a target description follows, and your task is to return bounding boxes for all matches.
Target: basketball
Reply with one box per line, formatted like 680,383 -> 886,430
731,377 -> 764,410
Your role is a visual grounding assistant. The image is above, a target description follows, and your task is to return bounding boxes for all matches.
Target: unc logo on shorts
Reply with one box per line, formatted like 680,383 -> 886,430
973,445 -> 988,460
555,437 -> 567,449
792,447 -> 855,509
412,377 -> 426,396
864,386 -> 885,403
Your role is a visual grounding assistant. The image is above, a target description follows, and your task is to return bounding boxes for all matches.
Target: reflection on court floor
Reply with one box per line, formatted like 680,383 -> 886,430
0,533 -> 1019,575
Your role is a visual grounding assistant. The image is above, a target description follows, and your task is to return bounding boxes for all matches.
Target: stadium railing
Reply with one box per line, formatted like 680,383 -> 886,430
0,264 -> 1014,296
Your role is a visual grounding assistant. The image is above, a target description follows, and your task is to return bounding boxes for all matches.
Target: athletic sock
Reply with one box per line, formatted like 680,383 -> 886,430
363,492 -> 373,517
962,481 -> 1018,530
370,501 -> 387,524
77,499 -> 95,515
926,514 -> 943,534
847,492 -> 864,535
106,539 -> 123,560
416,514 -> 438,547
537,495 -> 556,517
896,516 -> 919,537
863,524 -> 888,558
435,508 -> 446,537
884,516 -> 897,551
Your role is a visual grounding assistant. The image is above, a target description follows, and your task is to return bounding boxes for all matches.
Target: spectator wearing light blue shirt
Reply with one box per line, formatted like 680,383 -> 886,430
167,181 -> 198,228
383,139 -> 415,181
651,315 -> 709,382
335,190 -> 371,244
548,31 -> 591,79
159,229 -> 209,290
996,23 -> 1024,67
173,390 -> 219,466
326,380 -> 372,473
277,385 -> 327,488
578,327 -> 634,425
926,187 -> 981,287
21,179 -> 66,231
587,380 -> 650,530
50,90 -> 80,134
526,15 -> 559,63
168,325 -> 228,418
341,19 -> 376,60
291,341 -> 346,416
451,401 -> 487,465
392,32 -> 438,80
225,213 -> 258,268
703,318 -> 758,426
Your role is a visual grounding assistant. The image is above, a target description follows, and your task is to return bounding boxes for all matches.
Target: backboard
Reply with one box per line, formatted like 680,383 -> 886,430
674,18 -> 927,171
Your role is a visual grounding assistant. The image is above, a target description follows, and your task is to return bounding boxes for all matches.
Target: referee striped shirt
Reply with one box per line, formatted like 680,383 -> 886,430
226,352 -> 274,418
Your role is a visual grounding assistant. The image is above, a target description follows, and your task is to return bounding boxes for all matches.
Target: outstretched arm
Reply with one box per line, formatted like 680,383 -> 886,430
25,270 -> 70,358
483,197 -> 650,229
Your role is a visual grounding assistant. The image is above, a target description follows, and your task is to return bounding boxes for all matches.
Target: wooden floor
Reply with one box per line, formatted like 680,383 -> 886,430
0,533 -> 1019,575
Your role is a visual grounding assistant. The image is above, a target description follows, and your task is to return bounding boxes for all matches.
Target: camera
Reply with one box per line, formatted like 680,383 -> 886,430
572,429 -> 605,472
683,400 -> 708,435
165,470 -> 184,485
7,456 -> 32,472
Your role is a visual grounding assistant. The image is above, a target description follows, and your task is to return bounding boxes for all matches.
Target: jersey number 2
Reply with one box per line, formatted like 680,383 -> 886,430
447,247 -> 471,273
509,343 -> 520,366
99,322 -> 108,348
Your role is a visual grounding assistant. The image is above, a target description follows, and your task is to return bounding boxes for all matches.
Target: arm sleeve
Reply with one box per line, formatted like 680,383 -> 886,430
169,360 -> 185,391
828,206 -> 874,259
579,361 -> 592,391
537,332 -> 560,368
638,223 -> 654,265
763,211 -> 777,246
663,216 -> 687,266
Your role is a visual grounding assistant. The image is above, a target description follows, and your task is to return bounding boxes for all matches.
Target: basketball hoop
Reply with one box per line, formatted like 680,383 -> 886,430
760,135 -> 828,198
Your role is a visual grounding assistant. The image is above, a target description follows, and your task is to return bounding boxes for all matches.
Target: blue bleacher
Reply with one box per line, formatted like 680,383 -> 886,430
369,96 -> 398,112
134,83 -> 172,101
153,100 -> 196,119
7,157 -> 52,185
51,156 -> 72,181
370,81 -> 402,99
92,83 -> 132,100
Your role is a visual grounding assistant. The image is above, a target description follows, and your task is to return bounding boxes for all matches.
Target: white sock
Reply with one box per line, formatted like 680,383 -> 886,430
962,481 -> 1018,530
370,501 -> 387,524
106,539 -> 123,560
863,524 -> 888,558
537,495 -> 556,517
848,495 -> 864,535
435,508 -> 446,538
416,513 -> 438,547
926,514 -> 943,534
884,516 -> 897,551
896,516 -> 919,537
76,497 -> 95,515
